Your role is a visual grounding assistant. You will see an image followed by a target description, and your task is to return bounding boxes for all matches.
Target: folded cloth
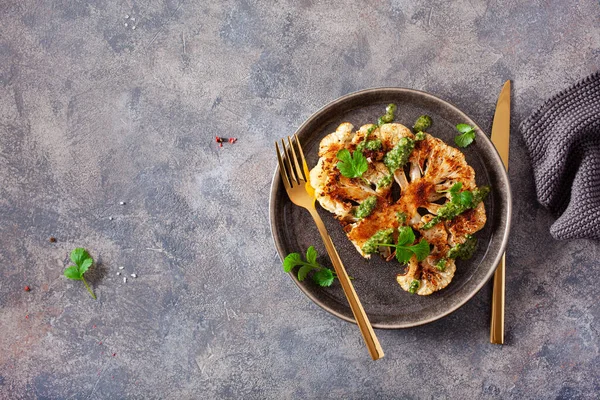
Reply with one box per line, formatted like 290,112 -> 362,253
520,71 -> 600,240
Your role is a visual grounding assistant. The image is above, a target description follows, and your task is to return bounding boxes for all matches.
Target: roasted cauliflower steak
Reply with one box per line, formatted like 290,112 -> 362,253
309,122 -> 487,295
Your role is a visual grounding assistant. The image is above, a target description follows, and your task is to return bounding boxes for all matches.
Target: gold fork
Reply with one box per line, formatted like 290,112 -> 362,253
275,135 -> 384,360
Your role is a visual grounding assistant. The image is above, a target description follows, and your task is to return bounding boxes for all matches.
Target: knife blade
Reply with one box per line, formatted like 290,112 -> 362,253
490,80 -> 510,344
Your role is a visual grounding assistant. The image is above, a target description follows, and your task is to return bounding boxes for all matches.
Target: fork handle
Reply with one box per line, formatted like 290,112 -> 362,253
308,208 -> 385,360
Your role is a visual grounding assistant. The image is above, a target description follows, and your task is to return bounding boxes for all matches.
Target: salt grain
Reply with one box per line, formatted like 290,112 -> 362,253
125,14 -> 129,19
132,26 -> 136,30
124,23 -> 128,27
120,201 -> 125,205
130,273 -> 137,278
123,277 -> 127,283
118,266 -> 124,270
109,216 -> 113,221
116,272 -> 121,276
131,17 -> 135,21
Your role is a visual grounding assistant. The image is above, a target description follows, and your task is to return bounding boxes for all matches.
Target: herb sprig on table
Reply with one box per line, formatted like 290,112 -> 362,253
64,248 -> 96,299
283,246 -> 339,287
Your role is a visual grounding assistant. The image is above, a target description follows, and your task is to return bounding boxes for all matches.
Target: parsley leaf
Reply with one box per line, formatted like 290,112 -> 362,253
64,266 -> 82,281
397,226 -> 415,246
282,246 -> 340,287
409,239 -> 431,261
313,269 -> 335,287
456,123 -> 473,133
305,246 -> 317,265
395,238 -> 430,264
448,182 -> 462,195
396,226 -> 429,262
71,248 -> 90,267
297,265 -> 314,281
395,247 -> 414,264
336,149 -> 368,178
454,124 -> 477,148
64,247 -> 96,299
458,191 -> 474,207
79,258 -> 93,275
283,253 -> 302,273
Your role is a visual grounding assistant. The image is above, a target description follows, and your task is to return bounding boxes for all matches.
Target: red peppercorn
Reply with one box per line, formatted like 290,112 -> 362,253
24,286 -> 30,292
228,137 -> 237,144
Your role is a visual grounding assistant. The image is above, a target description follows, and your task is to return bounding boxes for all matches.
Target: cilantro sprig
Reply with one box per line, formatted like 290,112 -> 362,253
454,124 -> 477,148
362,226 -> 430,264
336,148 -> 368,179
283,246 -> 338,287
64,248 -> 96,299
391,227 -> 431,264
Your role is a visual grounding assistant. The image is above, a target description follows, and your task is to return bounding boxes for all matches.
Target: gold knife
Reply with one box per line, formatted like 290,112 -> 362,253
490,80 -> 510,344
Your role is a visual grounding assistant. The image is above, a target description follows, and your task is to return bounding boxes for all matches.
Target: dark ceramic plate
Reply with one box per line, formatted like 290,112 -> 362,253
269,88 -> 511,329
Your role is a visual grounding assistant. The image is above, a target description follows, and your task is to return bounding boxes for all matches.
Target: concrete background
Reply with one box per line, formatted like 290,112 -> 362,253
1,0 -> 598,398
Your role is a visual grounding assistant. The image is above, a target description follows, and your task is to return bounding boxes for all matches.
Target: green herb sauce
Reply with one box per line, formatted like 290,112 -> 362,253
355,196 -> 377,219
447,234 -> 478,260
362,228 -> 394,254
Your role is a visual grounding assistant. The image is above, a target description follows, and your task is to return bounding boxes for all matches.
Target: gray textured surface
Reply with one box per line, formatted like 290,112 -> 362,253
0,0 -> 598,399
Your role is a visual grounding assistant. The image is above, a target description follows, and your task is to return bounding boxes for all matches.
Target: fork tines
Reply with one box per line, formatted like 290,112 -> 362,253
275,134 -> 308,188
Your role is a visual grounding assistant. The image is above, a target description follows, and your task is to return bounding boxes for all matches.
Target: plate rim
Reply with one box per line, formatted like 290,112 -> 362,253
269,86 -> 512,329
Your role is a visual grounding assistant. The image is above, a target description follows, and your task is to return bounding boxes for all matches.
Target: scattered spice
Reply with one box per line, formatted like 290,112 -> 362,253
112,353 -> 116,357
24,286 -> 30,292
215,136 -> 237,147
25,315 -> 29,319
99,341 -> 102,345
49,237 -> 56,243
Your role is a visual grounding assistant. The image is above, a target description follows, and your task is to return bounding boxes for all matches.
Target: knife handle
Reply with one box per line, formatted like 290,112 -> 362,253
490,253 -> 505,344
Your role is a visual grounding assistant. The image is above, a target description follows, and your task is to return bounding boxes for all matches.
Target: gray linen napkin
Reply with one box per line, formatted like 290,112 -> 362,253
520,71 -> 600,240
